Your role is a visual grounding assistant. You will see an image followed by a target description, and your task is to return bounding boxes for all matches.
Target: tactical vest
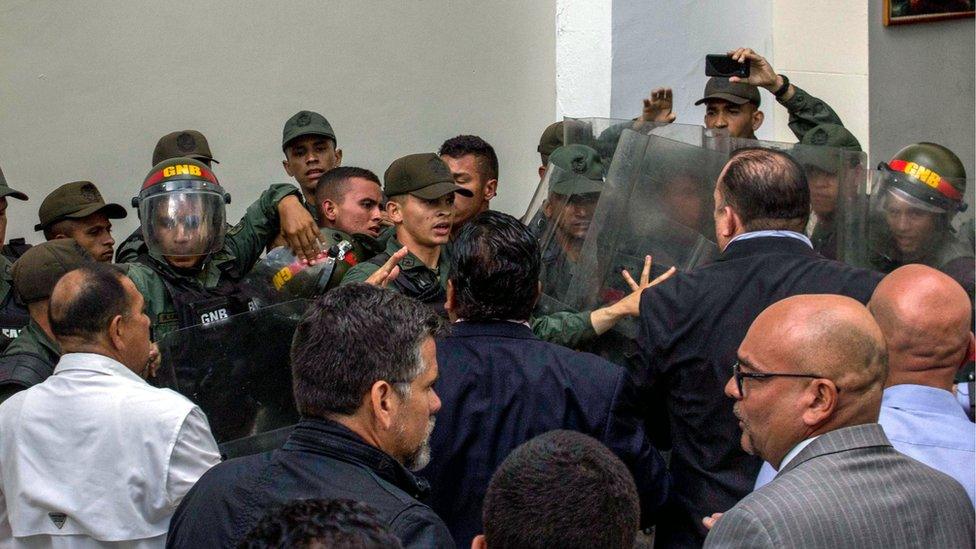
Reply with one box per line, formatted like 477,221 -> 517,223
0,354 -> 54,396
367,252 -> 446,315
148,261 -> 257,331
0,289 -> 28,340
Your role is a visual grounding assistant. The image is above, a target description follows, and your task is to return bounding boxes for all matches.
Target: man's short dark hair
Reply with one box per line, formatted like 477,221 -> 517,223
49,263 -> 129,341
482,430 -> 640,549
439,135 -> 499,181
291,283 -> 446,417
449,211 -> 540,322
718,147 -> 810,232
238,498 -> 402,549
314,166 -> 381,205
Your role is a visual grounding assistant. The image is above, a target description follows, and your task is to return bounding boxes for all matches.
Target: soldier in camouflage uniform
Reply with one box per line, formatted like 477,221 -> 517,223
281,110 -> 343,223
0,165 -> 30,344
643,47 -> 855,144
115,129 -> 219,264
869,143 -> 974,299
125,157 -> 319,342
246,166 -> 386,301
0,239 -> 94,403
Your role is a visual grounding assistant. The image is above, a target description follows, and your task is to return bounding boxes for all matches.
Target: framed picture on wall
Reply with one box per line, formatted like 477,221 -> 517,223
884,0 -> 975,26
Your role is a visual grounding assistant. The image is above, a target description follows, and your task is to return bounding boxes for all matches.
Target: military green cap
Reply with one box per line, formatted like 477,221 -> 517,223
0,164 -> 28,201
384,153 -> 474,200
12,239 -> 94,304
800,124 -> 862,152
538,121 -> 565,158
282,111 -> 336,151
695,77 -> 761,107
35,181 -> 127,231
152,130 -> 218,166
548,145 -> 604,196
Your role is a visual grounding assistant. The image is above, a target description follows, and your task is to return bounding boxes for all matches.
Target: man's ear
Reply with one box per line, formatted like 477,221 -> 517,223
538,165 -> 547,180
752,109 -> 765,132
717,205 -> 738,239
108,314 -> 125,351
386,200 -> 404,224
334,148 -> 343,167
471,534 -> 488,549
369,379 -> 399,431
282,158 -> 296,177
962,332 -> 975,367
483,178 -> 498,202
321,199 -> 339,223
801,379 -> 838,427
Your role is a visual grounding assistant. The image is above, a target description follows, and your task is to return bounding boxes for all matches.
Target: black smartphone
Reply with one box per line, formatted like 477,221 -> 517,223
705,54 -> 750,78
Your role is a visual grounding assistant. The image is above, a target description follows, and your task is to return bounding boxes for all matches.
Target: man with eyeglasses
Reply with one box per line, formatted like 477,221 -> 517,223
636,147 -> 881,547
702,294 -> 973,548
750,265 -> 976,505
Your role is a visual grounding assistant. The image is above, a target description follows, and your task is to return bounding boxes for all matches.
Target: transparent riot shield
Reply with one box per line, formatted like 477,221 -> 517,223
154,299 -> 308,449
566,129 -> 728,314
841,167 -> 975,298
523,162 -> 603,313
564,117 -> 642,171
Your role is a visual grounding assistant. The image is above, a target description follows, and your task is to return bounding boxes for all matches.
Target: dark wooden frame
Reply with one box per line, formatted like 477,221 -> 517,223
884,0 -> 975,26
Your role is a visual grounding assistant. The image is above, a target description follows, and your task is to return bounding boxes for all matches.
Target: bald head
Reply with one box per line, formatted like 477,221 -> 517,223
747,294 -> 887,420
49,264 -> 129,345
868,265 -> 973,390
729,295 -> 888,466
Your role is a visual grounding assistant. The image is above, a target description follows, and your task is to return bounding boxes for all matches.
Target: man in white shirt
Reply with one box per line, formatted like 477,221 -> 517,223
0,263 -> 220,548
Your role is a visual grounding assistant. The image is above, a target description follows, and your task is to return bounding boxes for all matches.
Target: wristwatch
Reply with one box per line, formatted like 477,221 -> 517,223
773,74 -> 791,99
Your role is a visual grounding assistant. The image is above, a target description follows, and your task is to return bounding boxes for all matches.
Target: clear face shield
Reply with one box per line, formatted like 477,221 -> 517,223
526,163 -> 603,309
871,177 -> 956,263
139,182 -> 227,260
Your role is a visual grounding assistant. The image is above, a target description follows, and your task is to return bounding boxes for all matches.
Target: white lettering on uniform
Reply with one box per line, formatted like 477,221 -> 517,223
200,309 -> 229,324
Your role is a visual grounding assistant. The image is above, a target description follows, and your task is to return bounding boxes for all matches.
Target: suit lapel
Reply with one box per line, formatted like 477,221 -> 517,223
776,423 -> 892,477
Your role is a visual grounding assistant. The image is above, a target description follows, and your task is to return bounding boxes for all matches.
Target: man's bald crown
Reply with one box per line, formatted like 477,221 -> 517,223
751,294 -> 888,396
869,265 -> 971,381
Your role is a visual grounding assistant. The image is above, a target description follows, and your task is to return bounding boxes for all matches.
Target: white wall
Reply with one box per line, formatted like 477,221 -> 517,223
772,1 -> 869,151
0,1 -> 556,246
609,0 -> 775,139
555,0 -> 612,118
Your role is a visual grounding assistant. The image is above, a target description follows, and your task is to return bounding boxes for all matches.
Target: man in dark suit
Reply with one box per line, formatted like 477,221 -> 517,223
636,147 -> 883,547
419,211 -> 671,547
704,294 -> 974,548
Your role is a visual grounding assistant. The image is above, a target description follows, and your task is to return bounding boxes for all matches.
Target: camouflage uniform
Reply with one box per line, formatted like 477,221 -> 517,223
0,320 -> 59,404
127,183 -> 299,342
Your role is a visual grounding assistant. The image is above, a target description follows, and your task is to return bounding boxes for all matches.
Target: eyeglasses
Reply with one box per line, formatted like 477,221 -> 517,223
731,361 -> 837,397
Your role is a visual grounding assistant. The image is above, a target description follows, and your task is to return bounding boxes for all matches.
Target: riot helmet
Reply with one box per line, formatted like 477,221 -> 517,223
134,157 -> 231,263
879,142 -> 967,215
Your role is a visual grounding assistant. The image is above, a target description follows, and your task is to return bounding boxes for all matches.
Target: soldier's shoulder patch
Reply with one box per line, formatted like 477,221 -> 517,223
157,312 -> 177,325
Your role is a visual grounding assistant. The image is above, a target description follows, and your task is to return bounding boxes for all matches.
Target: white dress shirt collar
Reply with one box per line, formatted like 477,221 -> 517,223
778,435 -> 820,471
728,230 -> 813,249
54,352 -> 147,385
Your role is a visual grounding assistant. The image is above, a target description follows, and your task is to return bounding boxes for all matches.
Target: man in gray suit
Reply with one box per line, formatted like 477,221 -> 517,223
704,294 -> 974,548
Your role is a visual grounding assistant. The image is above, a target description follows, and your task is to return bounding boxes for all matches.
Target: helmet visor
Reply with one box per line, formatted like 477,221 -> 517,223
140,190 -> 226,258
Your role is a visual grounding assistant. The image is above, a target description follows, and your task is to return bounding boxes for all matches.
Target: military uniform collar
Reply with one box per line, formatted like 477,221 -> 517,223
25,318 -> 60,360
385,235 -> 446,273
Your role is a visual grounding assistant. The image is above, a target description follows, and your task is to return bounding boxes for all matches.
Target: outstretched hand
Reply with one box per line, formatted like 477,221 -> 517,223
640,87 -> 677,124
364,246 -> 408,288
